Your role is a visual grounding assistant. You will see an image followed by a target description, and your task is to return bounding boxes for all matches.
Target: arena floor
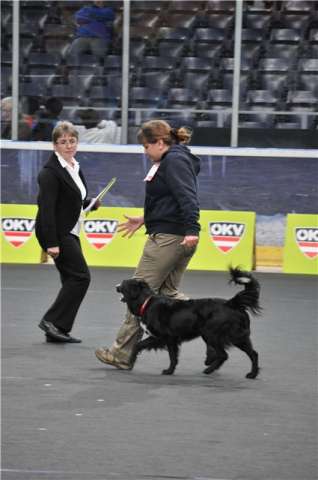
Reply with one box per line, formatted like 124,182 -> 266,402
2,264 -> 317,480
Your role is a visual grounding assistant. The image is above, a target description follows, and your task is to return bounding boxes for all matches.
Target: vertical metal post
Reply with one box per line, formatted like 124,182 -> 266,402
120,0 -> 130,144
231,0 -> 243,147
11,0 -> 20,140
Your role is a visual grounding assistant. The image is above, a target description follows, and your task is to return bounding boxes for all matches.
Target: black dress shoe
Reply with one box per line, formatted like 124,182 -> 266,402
65,334 -> 82,343
46,334 -> 82,343
39,319 -> 69,341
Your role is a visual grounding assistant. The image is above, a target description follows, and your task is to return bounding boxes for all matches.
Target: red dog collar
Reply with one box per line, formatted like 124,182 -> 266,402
138,297 -> 152,316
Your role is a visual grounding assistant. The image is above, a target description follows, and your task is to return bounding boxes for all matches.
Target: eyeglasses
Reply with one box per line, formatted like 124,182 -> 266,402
55,139 -> 78,146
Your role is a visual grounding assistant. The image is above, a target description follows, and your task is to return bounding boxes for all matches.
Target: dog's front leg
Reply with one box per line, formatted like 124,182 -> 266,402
162,340 -> 179,375
133,336 -> 166,360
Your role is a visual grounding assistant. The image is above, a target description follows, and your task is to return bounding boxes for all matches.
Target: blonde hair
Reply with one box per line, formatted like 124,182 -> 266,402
52,121 -> 79,143
137,119 -> 192,146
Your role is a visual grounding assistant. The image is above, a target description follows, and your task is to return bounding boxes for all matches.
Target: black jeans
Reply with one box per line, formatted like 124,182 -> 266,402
43,234 -> 90,333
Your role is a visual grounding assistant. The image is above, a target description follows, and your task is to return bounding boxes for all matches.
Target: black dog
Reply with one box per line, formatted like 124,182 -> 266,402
116,268 -> 261,378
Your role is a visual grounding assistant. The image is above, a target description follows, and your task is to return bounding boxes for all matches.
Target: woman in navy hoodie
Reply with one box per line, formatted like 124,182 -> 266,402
96,119 -> 201,370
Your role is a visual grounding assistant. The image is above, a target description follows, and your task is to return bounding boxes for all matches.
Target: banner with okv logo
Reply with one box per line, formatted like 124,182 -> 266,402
188,210 -> 256,271
283,214 -> 318,275
1,205 -> 256,270
0,204 -> 41,263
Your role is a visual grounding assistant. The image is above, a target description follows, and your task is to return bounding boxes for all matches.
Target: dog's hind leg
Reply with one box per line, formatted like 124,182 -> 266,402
204,345 -> 217,366
203,347 -> 228,375
234,337 -> 259,379
162,340 -> 179,375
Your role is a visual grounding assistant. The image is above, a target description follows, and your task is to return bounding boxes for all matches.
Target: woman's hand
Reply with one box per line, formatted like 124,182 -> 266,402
117,215 -> 144,238
180,235 -> 199,248
92,199 -> 101,210
47,246 -> 60,259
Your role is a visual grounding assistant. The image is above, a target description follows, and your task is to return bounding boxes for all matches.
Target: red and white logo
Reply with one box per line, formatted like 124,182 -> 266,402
295,227 -> 318,259
83,219 -> 118,250
209,222 -> 245,253
1,217 -> 35,248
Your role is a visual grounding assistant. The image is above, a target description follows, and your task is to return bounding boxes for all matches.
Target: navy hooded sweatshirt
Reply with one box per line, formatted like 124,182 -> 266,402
144,144 -> 201,237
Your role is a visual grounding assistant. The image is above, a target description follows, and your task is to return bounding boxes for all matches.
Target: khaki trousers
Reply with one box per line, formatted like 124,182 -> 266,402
109,233 -> 197,365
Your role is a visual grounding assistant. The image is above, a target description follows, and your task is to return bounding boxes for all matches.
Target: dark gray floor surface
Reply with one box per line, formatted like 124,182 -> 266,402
2,265 -> 317,480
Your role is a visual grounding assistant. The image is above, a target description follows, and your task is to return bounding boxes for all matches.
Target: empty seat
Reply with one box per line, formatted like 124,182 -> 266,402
243,13 -> 271,30
241,28 -> 264,44
194,44 -> 223,60
20,80 -> 48,97
282,1 -> 313,12
130,1 -> 162,13
280,13 -> 310,30
286,90 -> 318,107
239,112 -> 275,128
163,110 -> 196,127
130,87 -> 163,108
205,89 -> 232,109
88,85 -> 121,106
168,1 -> 201,13
194,28 -> 225,45
246,89 -> 280,107
44,37 -> 71,57
49,84 -> 82,106
205,1 -> 236,13
66,53 -> 101,68
140,71 -> 172,91
205,13 -> 234,30
259,73 -> 288,94
298,58 -> 318,72
161,13 -> 198,30
158,42 -> 187,57
166,87 -> 201,108
263,44 -> 299,60
183,72 -> 210,91
28,51 -> 61,67
140,56 -> 176,72
219,56 -> 253,72
131,12 -> 160,29
258,57 -> 293,72
269,28 -> 302,44
180,56 -> 213,73
309,29 -> 318,44
297,73 -> 318,94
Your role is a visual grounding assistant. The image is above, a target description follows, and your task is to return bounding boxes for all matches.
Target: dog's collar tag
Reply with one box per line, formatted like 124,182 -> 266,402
139,296 -> 152,316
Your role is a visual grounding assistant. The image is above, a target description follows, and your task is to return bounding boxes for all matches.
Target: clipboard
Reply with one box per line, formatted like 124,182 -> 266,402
84,177 -> 117,214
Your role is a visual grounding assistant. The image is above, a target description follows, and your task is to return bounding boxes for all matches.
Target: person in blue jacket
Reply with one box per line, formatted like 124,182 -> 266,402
95,119 -> 201,370
68,1 -> 115,59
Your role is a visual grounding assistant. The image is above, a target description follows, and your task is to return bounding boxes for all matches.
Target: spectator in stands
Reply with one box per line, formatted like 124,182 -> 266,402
75,108 -> 121,144
68,1 -> 115,60
95,120 -> 201,370
31,97 -> 63,141
1,96 -> 32,140
21,96 -> 40,130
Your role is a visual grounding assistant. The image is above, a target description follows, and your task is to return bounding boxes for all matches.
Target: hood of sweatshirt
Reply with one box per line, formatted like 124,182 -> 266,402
165,144 -> 201,175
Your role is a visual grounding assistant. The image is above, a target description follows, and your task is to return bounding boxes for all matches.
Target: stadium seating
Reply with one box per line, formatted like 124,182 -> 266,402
1,0 -> 317,134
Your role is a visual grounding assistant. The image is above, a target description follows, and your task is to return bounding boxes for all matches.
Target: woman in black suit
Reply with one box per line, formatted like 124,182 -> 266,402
36,121 -> 99,343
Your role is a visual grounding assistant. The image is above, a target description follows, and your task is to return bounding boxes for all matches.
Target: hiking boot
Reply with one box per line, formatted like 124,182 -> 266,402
95,348 -> 132,370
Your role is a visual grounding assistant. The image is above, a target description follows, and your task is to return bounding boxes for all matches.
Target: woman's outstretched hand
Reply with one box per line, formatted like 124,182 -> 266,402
117,215 -> 144,238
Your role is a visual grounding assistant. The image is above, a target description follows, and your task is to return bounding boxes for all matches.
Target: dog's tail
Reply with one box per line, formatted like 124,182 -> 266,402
226,267 -> 261,315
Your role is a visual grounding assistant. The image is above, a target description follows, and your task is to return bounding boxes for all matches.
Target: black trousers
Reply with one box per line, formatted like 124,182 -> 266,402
43,234 -> 90,333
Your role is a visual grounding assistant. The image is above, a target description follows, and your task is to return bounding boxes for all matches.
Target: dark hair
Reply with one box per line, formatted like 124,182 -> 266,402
77,108 -> 100,129
137,119 -> 192,146
45,97 -> 63,116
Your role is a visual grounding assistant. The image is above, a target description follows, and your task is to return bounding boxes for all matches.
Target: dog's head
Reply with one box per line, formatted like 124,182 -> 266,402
116,279 -> 154,316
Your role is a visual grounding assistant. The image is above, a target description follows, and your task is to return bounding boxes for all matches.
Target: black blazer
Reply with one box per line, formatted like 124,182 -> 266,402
35,153 -> 91,249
